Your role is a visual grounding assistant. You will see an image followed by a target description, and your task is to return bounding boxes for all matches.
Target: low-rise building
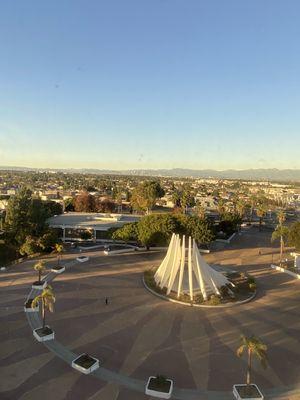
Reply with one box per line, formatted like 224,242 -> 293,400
47,212 -> 140,241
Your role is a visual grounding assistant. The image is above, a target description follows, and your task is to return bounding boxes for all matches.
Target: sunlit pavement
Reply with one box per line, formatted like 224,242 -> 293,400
1,228 -> 300,399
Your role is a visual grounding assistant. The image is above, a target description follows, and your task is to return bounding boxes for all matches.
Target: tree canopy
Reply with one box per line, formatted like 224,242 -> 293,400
4,187 -> 61,256
288,222 -> 300,251
131,181 -> 165,213
112,213 -> 215,248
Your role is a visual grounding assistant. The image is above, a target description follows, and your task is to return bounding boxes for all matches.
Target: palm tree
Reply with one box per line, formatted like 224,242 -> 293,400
236,200 -> 246,220
272,211 -> 289,266
277,210 -> 286,226
34,260 -> 46,283
54,243 -> 64,267
32,286 -> 55,330
256,206 -> 266,231
237,335 -> 267,392
249,195 -> 257,222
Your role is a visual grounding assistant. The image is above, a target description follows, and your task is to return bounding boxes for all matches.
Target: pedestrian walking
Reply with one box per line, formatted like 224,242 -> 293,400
105,297 -> 108,305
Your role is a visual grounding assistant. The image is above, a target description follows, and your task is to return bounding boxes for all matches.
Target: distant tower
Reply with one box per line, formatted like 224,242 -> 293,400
154,233 -> 233,301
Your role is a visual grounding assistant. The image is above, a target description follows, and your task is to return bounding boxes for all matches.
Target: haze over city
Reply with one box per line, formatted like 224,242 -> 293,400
1,0 -> 300,170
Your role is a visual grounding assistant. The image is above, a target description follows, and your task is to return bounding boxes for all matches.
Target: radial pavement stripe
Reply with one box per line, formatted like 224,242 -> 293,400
18,371 -> 81,400
0,352 -> 54,392
87,382 -> 120,400
0,337 -> 29,360
180,309 -> 210,390
0,306 -> 23,318
70,302 -> 158,349
0,293 -> 25,305
51,292 -> 153,323
119,306 -> 177,376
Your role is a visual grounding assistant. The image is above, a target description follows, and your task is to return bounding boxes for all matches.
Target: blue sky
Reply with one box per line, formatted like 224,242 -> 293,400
0,0 -> 300,170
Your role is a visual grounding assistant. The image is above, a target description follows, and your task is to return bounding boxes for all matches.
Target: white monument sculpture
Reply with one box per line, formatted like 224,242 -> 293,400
154,233 -> 233,301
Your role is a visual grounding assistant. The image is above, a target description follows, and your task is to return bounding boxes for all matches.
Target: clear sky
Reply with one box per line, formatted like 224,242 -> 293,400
0,0 -> 300,170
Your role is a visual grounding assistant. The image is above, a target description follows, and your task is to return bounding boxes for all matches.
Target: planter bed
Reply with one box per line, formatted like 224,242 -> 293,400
72,353 -> 99,374
233,384 -> 264,400
76,256 -> 89,263
33,326 -> 55,342
144,269 -> 255,307
24,298 -> 39,313
104,245 -> 139,255
32,280 -> 47,290
145,376 -> 173,399
51,266 -> 65,274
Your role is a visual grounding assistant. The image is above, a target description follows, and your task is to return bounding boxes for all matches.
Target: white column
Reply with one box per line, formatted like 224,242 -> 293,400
193,240 -> 208,300
155,233 -> 175,284
167,235 -> 181,295
188,236 -> 193,301
177,235 -> 186,298
160,234 -> 178,288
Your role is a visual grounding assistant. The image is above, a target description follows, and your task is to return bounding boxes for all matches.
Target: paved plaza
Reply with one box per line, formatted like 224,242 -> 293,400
1,228 -> 300,399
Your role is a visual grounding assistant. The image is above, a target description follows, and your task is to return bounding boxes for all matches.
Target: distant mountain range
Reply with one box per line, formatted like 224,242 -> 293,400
1,166 -> 300,181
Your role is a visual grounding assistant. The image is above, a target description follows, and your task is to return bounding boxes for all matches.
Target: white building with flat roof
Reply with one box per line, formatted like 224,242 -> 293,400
47,212 -> 140,241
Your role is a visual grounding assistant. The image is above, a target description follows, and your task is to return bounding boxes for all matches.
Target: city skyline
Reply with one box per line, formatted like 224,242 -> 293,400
1,1 -> 300,169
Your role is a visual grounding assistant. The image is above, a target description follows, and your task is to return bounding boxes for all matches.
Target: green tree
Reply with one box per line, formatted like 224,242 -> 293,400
172,190 -> 181,208
237,335 -> 267,392
112,223 -> 138,242
271,211 -> 288,266
131,181 -> 165,214
195,202 -> 206,220
32,286 -> 55,330
29,199 -> 49,236
256,205 -> 267,231
249,195 -> 257,222
20,236 -> 41,256
0,242 -> 18,264
219,212 -> 242,235
185,215 -> 215,244
38,229 -> 59,252
217,199 -> 226,218
181,190 -> 195,213
42,201 -> 63,218
4,187 -> 33,245
272,226 -> 289,266
64,197 -> 75,212
288,222 -> 300,251
236,200 -> 246,219
114,213 -> 215,249
137,214 -> 179,248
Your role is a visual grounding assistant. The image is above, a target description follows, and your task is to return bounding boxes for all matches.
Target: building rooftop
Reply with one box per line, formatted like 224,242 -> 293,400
48,212 -> 140,231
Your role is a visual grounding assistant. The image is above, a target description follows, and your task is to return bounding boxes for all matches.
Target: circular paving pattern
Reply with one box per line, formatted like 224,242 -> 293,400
1,229 -> 300,400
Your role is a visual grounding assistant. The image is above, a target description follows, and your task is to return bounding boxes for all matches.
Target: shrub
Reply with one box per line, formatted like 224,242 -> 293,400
206,294 -> 221,305
194,293 -> 204,304
20,236 -> 41,256
247,276 -> 256,284
0,242 -> 18,264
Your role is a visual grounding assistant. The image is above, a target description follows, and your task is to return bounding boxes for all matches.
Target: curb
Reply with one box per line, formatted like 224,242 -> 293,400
271,264 -> 300,280
142,276 -> 256,308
